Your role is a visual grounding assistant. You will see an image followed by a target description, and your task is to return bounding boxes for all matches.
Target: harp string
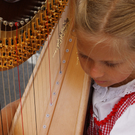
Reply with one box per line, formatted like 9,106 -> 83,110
10,24 -> 18,112
58,11 -> 62,73
19,24 -> 25,94
2,68 -> 9,134
12,68 -> 17,135
21,31 -> 26,93
32,10 -> 42,134
26,21 -> 33,135
20,25 -> 30,135
0,103 -> 4,135
26,20 -> 30,83
31,17 -> 38,135
38,7 -> 45,131
47,0 -> 52,105
2,23 -> 10,135
40,3 -> 46,125
7,25 -> 14,125
7,68 -> 13,125
15,22 -> 24,135
12,68 -> 17,106
31,54 -> 38,135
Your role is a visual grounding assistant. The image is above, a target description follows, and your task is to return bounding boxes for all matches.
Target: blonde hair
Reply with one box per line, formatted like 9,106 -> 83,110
75,0 -> 135,51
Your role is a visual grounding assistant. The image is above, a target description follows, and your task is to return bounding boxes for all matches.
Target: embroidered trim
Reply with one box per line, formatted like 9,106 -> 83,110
94,92 -> 135,126
87,92 -> 135,135
93,79 -> 135,99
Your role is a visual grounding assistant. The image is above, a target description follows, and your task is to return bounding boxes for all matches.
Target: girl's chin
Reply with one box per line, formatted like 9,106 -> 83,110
92,79 -> 115,87
94,80 -> 107,84
94,80 -> 109,87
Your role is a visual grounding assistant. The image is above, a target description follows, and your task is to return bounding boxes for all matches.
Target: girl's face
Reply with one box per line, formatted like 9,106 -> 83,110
77,32 -> 135,87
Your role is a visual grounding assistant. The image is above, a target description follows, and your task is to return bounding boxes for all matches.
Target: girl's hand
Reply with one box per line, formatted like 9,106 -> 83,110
0,99 -> 20,135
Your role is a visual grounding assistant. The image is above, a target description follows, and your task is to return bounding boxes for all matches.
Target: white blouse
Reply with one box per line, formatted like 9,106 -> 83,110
92,79 -> 135,135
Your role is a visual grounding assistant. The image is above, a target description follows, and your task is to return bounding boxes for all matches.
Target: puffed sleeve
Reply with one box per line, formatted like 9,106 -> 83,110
110,104 -> 135,135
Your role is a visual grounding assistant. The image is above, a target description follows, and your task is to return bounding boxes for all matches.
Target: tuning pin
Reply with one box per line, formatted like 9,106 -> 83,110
34,11 -> 38,14
25,18 -> 29,23
36,1 -> 46,5
41,2 -> 46,5
9,22 -> 14,27
30,10 -> 35,14
34,6 -> 41,10
15,22 -> 19,27
20,21 -> 25,26
30,10 -> 38,14
3,21 -> 8,26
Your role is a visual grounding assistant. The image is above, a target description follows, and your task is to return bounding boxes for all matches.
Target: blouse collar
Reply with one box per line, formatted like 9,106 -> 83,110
93,79 -> 135,98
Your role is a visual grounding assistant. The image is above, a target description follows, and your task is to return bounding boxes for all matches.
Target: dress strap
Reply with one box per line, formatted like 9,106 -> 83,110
83,79 -> 94,135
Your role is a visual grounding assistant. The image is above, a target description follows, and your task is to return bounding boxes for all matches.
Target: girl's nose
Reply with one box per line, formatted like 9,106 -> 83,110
89,63 -> 104,79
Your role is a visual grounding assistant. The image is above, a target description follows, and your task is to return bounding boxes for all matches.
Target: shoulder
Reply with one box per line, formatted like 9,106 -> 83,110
110,103 -> 135,135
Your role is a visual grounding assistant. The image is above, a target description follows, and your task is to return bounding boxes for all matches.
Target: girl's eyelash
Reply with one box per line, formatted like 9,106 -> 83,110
105,62 -> 118,67
79,53 -> 88,59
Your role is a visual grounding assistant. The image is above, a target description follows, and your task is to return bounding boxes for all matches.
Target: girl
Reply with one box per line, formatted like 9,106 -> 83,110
75,0 -> 135,134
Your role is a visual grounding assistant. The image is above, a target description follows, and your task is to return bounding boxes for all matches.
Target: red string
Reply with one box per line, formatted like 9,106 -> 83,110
15,22 -> 24,135
46,0 -> 52,104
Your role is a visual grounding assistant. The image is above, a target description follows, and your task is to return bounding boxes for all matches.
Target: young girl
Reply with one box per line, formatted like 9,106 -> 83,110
1,0 -> 135,134
75,0 -> 135,134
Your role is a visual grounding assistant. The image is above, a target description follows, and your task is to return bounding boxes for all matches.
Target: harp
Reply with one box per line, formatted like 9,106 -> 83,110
0,0 -> 90,134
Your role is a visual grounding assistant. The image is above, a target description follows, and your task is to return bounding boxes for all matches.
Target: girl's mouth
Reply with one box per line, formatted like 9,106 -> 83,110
94,80 -> 107,84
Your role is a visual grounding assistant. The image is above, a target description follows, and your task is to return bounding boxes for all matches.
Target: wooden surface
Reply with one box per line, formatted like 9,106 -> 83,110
9,0 -> 91,134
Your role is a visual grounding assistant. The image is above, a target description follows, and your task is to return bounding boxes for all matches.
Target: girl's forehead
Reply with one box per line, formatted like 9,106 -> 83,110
77,40 -> 121,61
77,31 -> 134,61
77,30 -> 122,46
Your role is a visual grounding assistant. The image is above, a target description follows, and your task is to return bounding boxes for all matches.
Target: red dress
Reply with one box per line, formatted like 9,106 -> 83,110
86,92 -> 135,135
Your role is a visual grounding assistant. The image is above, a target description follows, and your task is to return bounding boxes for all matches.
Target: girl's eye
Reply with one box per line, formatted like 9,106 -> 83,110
79,52 -> 120,68
79,53 -> 88,59
105,62 -> 118,67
